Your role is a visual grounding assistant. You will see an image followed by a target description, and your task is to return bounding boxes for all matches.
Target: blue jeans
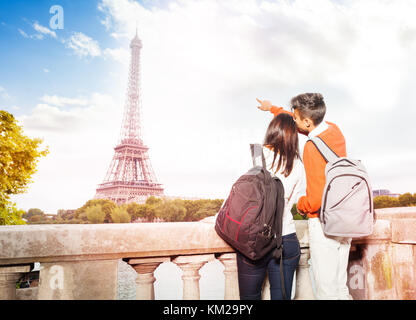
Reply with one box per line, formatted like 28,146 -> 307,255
236,232 -> 301,300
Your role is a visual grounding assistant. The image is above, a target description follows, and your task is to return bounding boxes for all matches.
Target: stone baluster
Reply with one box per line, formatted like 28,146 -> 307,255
217,253 -> 240,300
294,247 -> 316,300
0,265 -> 31,300
173,254 -> 214,300
128,257 -> 170,300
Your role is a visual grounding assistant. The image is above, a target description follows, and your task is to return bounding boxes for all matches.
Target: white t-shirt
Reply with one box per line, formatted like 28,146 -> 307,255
262,146 -> 306,236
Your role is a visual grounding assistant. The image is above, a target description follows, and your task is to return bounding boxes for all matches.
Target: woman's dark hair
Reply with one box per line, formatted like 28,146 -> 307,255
263,113 -> 300,177
290,92 -> 326,126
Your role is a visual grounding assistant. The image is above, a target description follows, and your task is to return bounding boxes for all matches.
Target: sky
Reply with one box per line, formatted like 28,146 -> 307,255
1,0 -> 415,214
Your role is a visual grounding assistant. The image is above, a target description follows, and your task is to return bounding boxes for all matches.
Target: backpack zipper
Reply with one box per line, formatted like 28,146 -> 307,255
326,163 -> 366,176
321,174 -> 372,223
328,181 -> 362,210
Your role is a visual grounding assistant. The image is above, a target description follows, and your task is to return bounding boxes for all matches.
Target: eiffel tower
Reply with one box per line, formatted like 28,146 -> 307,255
94,29 -> 164,205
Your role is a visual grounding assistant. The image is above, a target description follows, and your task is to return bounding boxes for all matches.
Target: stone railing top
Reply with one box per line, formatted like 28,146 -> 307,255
391,219 -> 416,244
0,219 -> 307,266
1,208 -> 415,266
375,207 -> 416,220
0,222 -> 233,265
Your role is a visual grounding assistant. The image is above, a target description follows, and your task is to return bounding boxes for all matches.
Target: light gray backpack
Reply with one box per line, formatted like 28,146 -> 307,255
310,137 -> 375,238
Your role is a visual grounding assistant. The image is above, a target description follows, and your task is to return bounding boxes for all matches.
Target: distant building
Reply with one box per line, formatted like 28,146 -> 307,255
373,189 -> 401,198
373,189 -> 391,197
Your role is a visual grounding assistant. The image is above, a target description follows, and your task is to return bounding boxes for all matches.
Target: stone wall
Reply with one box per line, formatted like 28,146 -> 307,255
1,207 -> 416,300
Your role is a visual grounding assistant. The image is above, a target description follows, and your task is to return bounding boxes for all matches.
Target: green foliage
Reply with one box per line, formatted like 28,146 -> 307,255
142,203 -> 157,221
398,193 -> 416,207
374,196 -> 400,209
145,196 -> 163,206
28,197 -> 224,224
182,199 -> 223,221
0,110 -> 48,225
155,199 -> 187,222
24,208 -> 47,224
110,206 -> 131,223
22,208 -> 45,220
193,201 -> 223,221
85,205 -> 106,224
56,209 -> 76,221
0,200 -> 26,225
127,202 -> 156,221
126,202 -> 142,220
76,199 -> 117,222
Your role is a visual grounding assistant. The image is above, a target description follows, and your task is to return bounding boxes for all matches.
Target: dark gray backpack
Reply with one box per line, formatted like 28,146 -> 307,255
215,144 -> 285,261
310,137 -> 375,238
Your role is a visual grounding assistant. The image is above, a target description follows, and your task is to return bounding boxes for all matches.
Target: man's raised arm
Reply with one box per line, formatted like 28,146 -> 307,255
256,98 -> 294,117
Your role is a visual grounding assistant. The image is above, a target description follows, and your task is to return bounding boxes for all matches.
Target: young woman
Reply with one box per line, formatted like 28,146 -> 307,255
236,113 -> 305,300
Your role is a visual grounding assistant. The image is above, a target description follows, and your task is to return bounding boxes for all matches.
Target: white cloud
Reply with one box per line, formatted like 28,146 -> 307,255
43,68 -> 50,73
40,94 -> 88,107
18,28 -> 29,38
12,0 -> 416,213
32,21 -> 57,39
32,34 -> 44,40
13,92 -> 123,213
103,47 -> 129,64
2,105 -> 20,112
0,85 -> 10,100
66,32 -> 102,58
18,22 -> 57,40
96,0 -> 416,197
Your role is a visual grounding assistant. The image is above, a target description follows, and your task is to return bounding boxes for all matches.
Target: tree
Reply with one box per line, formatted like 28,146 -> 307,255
398,193 -> 415,207
0,111 -> 48,225
373,196 -> 400,209
110,206 -> 131,223
0,201 -> 25,225
23,208 -> 45,219
155,199 -> 186,222
28,214 -> 42,224
193,201 -> 222,221
22,208 -> 47,224
85,205 -> 106,224
126,202 -> 143,220
76,199 -> 116,223
183,199 -> 206,221
56,209 -> 76,221
144,196 -> 164,221
146,196 -> 163,206
141,204 -> 156,221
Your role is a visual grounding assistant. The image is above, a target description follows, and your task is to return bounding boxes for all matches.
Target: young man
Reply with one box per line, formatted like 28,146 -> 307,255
257,94 -> 352,300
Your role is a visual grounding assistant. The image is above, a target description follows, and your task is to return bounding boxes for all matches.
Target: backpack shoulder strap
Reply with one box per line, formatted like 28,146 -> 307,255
309,137 -> 339,163
250,143 -> 266,169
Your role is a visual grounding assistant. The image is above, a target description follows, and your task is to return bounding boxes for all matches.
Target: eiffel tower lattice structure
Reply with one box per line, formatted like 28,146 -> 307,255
94,30 -> 164,205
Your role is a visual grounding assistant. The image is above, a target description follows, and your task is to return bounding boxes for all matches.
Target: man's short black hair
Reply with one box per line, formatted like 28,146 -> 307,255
290,93 -> 326,126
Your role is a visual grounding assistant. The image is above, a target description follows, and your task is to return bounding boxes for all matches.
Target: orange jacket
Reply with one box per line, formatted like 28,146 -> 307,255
270,106 -> 346,218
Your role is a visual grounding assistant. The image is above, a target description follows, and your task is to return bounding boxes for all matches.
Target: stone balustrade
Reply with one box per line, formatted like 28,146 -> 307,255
347,207 -> 416,300
0,207 -> 416,300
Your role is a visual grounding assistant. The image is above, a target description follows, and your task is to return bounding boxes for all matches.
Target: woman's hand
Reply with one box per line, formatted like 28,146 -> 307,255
256,98 -> 272,111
